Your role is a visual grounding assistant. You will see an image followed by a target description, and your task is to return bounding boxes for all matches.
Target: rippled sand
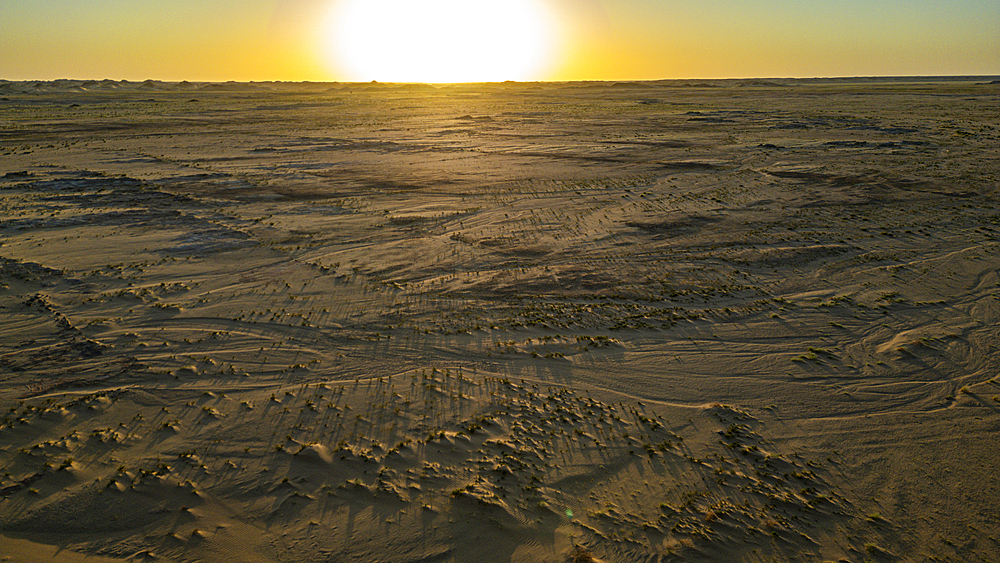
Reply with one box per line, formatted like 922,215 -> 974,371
1,77 -> 998,562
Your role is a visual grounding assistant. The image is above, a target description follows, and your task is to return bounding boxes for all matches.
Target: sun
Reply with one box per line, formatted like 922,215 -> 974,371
324,0 -> 559,83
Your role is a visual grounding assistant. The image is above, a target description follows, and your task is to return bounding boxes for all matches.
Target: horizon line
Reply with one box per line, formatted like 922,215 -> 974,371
3,74 -> 999,86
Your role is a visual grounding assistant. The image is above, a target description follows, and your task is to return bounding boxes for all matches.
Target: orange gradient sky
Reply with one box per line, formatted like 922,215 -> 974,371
1,0 -> 998,82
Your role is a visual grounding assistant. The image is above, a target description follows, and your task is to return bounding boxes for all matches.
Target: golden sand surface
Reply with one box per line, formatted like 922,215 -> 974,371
1,78 -> 999,562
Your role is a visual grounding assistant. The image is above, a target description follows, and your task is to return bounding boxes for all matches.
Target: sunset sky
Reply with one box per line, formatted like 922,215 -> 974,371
2,0 -> 998,82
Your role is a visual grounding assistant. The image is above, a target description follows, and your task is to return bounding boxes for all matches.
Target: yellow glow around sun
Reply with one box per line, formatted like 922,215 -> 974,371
324,0 -> 559,83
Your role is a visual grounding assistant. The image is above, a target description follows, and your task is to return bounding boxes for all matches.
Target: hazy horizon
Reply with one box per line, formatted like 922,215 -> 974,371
3,75 -> 999,85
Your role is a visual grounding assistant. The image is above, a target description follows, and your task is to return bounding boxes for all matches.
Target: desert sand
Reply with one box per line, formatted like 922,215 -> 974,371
1,77 -> 999,562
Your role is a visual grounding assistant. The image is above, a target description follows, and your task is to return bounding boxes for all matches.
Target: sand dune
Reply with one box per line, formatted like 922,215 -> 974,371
1,77 -> 999,562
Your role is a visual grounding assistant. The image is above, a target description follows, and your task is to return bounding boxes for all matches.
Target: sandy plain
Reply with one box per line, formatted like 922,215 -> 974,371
1,77 -> 999,562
